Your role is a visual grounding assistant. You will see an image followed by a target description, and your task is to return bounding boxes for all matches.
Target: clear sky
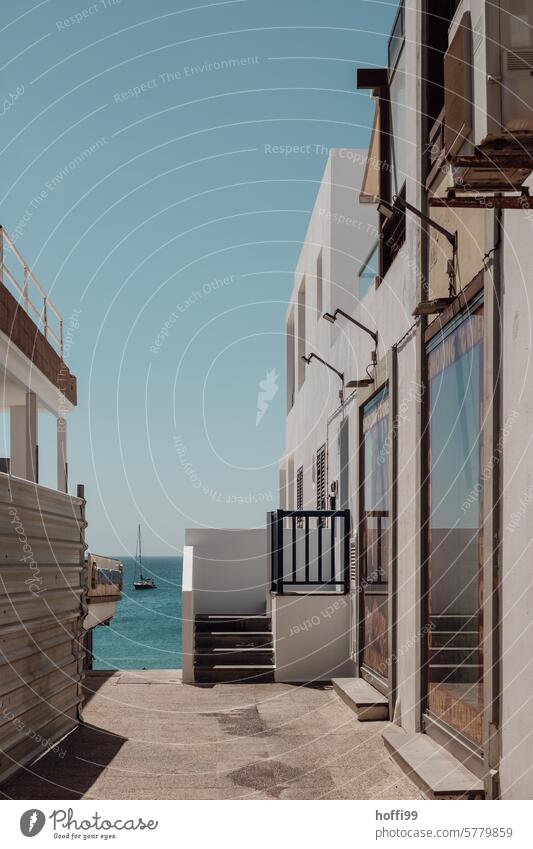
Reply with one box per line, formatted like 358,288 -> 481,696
1,0 -> 396,555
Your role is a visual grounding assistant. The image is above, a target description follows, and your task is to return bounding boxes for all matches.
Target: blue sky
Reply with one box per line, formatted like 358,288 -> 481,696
1,0 -> 395,554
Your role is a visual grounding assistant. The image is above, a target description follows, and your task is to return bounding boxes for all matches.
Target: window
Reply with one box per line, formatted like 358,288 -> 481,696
316,444 -> 327,516
360,387 -> 390,681
381,185 -> 406,278
389,47 -> 407,196
316,251 -> 323,318
288,455 -> 295,508
358,242 -> 379,299
504,0 -> 533,52
424,1 -> 461,127
286,309 -> 295,413
388,0 -> 405,73
279,465 -> 287,509
297,277 -> 306,390
426,298 -> 484,745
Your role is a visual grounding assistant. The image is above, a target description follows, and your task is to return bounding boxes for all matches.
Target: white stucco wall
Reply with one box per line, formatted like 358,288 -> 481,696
273,591 -> 354,682
184,527 -> 268,615
499,184 -> 533,799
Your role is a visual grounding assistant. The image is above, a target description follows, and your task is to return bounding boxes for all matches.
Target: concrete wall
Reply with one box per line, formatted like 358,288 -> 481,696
0,473 -> 86,786
181,546 -> 194,684
273,592 -> 354,682
184,527 -> 268,615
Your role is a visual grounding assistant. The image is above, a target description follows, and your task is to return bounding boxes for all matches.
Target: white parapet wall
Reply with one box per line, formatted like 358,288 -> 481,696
273,591 -> 355,683
184,527 -> 269,615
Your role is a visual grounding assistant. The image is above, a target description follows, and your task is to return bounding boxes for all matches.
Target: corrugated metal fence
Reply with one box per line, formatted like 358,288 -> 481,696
0,473 -> 86,785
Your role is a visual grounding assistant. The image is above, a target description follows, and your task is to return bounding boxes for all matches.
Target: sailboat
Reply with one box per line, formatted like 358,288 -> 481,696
132,524 -> 156,590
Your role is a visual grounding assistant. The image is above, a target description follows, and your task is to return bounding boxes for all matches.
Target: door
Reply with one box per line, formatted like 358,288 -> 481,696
359,386 -> 391,692
425,299 -> 484,746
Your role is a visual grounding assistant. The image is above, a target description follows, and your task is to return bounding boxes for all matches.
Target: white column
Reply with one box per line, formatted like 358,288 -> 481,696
57,417 -> 68,493
10,392 -> 38,481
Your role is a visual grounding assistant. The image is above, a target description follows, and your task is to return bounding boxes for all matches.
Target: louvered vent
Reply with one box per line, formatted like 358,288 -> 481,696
296,465 -> 304,527
316,444 -> 327,527
349,536 -> 357,589
507,50 -> 533,71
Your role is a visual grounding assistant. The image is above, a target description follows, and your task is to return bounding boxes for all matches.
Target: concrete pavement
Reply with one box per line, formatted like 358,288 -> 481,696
1,670 -> 423,800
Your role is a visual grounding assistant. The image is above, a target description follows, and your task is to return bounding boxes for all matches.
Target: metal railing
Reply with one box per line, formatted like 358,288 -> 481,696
269,509 -> 351,594
0,226 -> 64,357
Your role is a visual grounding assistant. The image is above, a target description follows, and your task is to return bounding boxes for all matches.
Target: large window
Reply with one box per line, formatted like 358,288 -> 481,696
389,47 -> 407,196
426,299 -> 484,745
361,387 -> 390,681
286,309 -> 295,413
297,277 -> 306,390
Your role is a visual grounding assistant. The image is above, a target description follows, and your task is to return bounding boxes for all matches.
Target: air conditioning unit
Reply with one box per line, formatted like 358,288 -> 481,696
444,0 -> 533,192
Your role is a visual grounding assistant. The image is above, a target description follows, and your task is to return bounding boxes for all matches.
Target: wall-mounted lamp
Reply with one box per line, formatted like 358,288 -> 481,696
322,308 -> 378,368
322,308 -> 378,344
301,353 -> 344,401
412,298 -> 455,316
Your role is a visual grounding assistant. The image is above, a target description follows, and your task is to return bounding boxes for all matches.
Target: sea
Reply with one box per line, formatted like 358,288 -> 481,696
92,556 -> 183,670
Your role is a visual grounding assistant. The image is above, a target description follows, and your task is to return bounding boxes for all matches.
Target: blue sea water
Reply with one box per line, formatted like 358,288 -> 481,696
92,556 -> 182,670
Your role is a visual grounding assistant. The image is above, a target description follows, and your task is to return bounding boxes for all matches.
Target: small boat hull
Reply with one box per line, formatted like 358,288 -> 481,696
133,580 -> 157,590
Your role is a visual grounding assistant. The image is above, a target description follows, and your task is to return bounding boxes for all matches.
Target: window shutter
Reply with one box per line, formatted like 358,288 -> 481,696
444,12 -> 473,153
350,536 -> 357,589
296,465 -> 304,527
316,445 -> 327,513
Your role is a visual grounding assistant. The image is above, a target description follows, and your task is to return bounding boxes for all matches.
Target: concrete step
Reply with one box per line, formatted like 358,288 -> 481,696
194,648 -> 274,666
195,631 -> 273,648
332,677 -> 389,721
195,615 -> 271,633
382,727 -> 484,799
430,664 -> 481,683
194,665 -> 275,684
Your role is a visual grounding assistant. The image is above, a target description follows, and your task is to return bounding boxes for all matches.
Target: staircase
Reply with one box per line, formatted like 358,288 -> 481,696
194,614 -> 275,683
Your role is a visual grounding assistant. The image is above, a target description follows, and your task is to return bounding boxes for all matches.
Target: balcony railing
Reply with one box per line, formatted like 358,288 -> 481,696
269,509 -> 351,595
0,226 -> 64,357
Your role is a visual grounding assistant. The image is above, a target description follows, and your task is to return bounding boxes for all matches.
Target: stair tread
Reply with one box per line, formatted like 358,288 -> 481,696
196,647 -> 272,653
198,664 -> 275,670
195,615 -> 270,620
